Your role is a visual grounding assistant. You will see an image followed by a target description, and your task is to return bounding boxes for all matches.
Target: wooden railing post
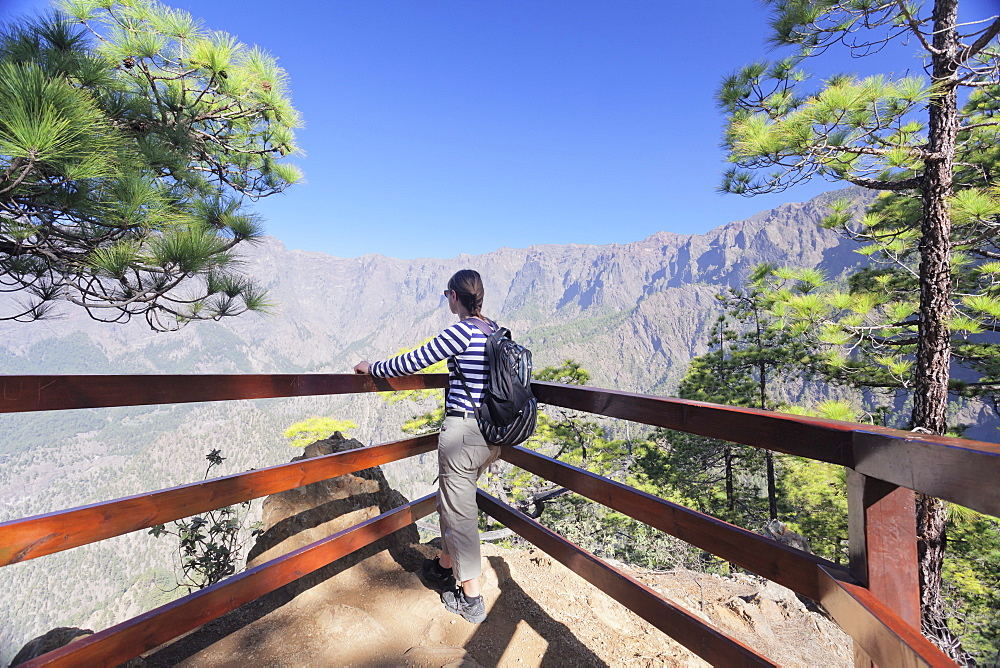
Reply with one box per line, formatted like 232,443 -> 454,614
847,469 -> 921,667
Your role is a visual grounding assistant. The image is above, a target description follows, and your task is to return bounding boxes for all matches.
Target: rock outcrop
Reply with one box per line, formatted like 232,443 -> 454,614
10,627 -> 93,666
245,432 -> 420,572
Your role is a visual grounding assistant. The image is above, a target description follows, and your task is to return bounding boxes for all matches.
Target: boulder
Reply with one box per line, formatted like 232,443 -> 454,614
764,519 -> 812,554
245,432 -> 422,580
10,627 -> 92,666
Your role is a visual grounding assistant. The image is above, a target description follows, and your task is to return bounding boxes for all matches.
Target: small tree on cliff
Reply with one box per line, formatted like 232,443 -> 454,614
0,1 -> 301,329
284,417 -> 358,447
717,0 -> 999,650
149,449 -> 263,592
677,265 -> 812,520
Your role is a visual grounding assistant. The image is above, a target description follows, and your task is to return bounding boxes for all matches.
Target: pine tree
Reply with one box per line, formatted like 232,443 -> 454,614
675,265 -> 813,521
717,0 -> 999,651
0,1 -> 302,329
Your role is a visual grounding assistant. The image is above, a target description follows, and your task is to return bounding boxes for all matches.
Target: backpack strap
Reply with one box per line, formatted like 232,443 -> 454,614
465,316 -> 497,337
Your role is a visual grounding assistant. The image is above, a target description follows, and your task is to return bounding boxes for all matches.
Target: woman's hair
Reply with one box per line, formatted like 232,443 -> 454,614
448,269 -> 485,317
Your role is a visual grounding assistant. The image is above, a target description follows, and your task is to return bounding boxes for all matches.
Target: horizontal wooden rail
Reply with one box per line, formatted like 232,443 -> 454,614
851,431 -> 1000,518
3,373 -> 995,515
21,493 -> 437,668
532,381 -> 1000,518
500,445 -> 852,602
816,566 -> 953,667
0,373 -> 449,413
531,381 -> 856,466
0,435 -> 436,566
477,490 -> 777,667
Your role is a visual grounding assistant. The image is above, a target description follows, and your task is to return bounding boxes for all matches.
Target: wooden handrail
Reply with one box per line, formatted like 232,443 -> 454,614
0,435 -> 436,566
2,373 -> 994,515
531,381 -> 855,465
21,494 -> 437,667
0,375 -> 986,666
0,373 -> 449,413
477,490 -> 777,667
851,431 -> 1000,518
532,381 -> 1000,518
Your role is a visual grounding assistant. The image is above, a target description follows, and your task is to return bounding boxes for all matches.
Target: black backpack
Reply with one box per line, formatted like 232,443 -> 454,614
454,318 -> 537,446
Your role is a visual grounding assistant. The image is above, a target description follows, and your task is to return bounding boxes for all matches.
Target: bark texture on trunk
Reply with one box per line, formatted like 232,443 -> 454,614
914,0 -> 958,439
765,451 -> 777,521
912,0 -> 964,661
724,446 -> 735,511
916,494 -> 959,654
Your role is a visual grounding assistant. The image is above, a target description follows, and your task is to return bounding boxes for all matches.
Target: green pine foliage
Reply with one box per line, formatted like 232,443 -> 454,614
676,265 -> 815,409
675,265 -> 818,521
759,130 -> 1000,404
0,1 -> 302,330
283,417 -> 358,447
718,2 -> 997,201
708,263 -> 1000,661
718,4 -> 998,651
942,507 -> 1000,659
633,428 -> 769,528
778,456 -> 847,563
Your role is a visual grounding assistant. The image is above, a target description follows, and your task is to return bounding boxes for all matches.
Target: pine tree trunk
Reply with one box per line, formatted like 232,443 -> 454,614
912,0 -> 961,658
765,451 -> 777,520
916,494 -> 956,653
724,446 -> 735,511
758,359 -> 777,520
914,2 -> 957,439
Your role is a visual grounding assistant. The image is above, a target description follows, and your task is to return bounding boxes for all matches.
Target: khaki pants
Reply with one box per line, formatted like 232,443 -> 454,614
437,415 -> 500,582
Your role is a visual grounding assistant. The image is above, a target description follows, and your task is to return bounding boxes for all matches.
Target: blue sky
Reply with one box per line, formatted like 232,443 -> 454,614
2,0 -> 998,259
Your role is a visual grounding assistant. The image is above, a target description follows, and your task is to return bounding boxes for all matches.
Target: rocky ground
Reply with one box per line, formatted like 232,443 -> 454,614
130,542 -> 852,667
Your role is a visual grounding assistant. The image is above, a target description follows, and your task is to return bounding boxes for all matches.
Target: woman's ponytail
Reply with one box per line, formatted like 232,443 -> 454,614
448,269 -> 485,318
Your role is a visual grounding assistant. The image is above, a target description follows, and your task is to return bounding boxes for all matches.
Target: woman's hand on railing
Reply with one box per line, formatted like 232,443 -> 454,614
354,361 -> 370,374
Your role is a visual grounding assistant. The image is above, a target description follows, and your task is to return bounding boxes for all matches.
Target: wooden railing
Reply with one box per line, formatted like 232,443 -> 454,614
2,373 -> 997,666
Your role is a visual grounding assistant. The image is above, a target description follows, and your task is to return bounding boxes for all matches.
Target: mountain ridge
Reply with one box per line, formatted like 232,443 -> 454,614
0,186 -> 876,393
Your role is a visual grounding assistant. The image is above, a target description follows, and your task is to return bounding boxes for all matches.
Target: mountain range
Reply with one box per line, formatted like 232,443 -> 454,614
0,186 -> 875,384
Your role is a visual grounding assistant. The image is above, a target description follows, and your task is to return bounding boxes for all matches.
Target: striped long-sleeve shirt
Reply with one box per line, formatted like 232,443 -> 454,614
369,319 -> 492,412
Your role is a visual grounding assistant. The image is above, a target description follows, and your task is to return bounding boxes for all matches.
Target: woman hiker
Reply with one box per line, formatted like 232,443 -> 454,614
354,269 -> 499,624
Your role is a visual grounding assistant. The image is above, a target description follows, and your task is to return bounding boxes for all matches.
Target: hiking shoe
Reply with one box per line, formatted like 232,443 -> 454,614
420,557 -> 456,591
441,587 -> 487,624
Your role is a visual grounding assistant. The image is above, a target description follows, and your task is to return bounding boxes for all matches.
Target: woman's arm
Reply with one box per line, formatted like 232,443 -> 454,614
362,323 -> 472,377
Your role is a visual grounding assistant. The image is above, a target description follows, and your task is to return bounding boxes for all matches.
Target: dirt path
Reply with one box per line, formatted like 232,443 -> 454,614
142,541 -> 850,667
